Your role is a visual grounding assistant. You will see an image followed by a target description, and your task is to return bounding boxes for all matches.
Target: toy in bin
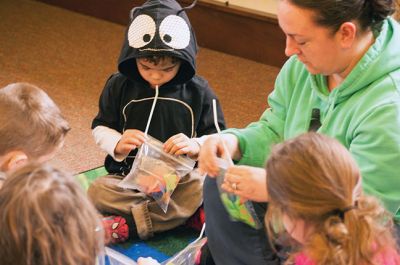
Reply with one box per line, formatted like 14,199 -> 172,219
215,158 -> 262,229
118,135 -> 195,213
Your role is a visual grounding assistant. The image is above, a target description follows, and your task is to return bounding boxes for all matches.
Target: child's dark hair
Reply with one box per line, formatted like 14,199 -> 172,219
139,55 -> 180,65
0,162 -> 103,265
265,132 -> 399,265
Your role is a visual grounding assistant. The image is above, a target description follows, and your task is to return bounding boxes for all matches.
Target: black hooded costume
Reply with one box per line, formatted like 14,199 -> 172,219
92,0 -> 226,175
88,0 -> 226,240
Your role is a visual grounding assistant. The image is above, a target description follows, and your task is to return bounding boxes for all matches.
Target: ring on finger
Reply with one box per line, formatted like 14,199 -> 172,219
231,182 -> 237,190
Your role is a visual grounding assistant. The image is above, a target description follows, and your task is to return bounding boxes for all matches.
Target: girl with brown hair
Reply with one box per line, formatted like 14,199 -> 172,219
265,133 -> 400,265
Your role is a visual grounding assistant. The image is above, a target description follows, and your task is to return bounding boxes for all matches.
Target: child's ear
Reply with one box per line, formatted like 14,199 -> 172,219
1,151 -> 28,172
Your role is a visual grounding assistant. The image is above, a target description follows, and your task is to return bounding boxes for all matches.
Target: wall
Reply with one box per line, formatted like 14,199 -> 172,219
36,0 -> 287,66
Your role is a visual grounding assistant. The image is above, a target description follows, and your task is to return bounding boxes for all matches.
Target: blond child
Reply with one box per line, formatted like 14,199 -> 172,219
0,82 -> 70,186
0,162 -> 103,265
265,132 -> 400,265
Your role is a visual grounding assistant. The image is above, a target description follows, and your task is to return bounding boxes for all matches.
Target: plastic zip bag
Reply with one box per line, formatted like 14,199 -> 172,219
215,158 -> 262,229
105,247 -> 137,265
161,224 -> 206,265
210,99 -> 262,229
161,238 -> 206,265
119,135 -> 196,213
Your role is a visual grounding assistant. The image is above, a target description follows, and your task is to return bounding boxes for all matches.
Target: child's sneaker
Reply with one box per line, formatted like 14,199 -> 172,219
186,206 -> 205,231
102,215 -> 129,244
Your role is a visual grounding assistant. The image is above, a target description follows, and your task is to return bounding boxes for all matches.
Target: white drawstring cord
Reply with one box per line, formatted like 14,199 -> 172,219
212,99 -> 234,166
144,85 -> 159,136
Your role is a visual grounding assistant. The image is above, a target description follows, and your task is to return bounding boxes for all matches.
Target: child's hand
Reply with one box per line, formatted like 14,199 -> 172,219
137,257 -> 160,265
114,129 -> 146,158
163,133 -> 200,159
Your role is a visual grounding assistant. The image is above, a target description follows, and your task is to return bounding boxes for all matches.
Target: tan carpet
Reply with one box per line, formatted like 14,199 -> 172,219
0,0 -> 280,173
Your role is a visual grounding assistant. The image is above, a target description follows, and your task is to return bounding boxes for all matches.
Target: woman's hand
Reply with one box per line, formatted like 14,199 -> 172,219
222,165 -> 268,202
198,135 -> 228,177
114,129 -> 146,157
163,133 -> 200,159
198,134 -> 241,177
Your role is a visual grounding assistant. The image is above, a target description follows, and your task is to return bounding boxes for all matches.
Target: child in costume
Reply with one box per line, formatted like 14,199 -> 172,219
88,0 -> 225,242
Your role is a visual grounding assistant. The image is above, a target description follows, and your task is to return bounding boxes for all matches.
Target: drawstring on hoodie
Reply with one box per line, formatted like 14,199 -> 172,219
321,92 -> 337,128
144,85 -> 159,136
309,79 -> 340,132
320,93 -> 337,129
212,99 -> 234,166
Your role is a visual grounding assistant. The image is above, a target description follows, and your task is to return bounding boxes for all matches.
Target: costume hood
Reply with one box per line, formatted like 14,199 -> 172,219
118,0 -> 198,86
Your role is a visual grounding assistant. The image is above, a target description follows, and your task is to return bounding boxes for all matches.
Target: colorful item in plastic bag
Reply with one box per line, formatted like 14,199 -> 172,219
118,135 -> 195,213
215,158 -> 262,229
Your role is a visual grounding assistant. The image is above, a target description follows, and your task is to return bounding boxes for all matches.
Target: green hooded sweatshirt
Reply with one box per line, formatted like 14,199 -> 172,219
225,18 -> 400,220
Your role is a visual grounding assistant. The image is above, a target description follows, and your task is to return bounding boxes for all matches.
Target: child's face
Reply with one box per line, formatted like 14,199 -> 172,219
136,58 -> 181,88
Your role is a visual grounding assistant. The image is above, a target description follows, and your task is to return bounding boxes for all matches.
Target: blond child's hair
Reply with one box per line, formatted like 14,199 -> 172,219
0,82 -> 70,157
0,162 -> 103,265
265,132 -> 398,265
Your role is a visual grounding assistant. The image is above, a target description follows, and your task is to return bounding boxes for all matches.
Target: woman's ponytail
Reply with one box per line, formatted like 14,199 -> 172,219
360,0 -> 396,30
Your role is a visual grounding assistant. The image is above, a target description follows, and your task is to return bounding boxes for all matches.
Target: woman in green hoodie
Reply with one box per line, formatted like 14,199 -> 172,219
199,0 -> 400,264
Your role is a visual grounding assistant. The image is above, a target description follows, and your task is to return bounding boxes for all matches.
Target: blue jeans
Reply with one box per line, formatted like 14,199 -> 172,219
203,177 -> 281,265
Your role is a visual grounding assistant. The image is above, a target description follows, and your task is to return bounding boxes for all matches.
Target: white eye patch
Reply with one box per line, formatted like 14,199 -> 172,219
128,14 -> 156,48
159,15 -> 190,49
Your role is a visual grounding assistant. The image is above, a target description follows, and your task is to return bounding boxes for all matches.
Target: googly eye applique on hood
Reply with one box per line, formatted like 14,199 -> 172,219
118,0 -> 198,86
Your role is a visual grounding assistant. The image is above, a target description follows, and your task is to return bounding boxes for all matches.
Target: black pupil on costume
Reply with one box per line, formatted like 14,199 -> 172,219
163,34 -> 172,43
143,34 -> 151,42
